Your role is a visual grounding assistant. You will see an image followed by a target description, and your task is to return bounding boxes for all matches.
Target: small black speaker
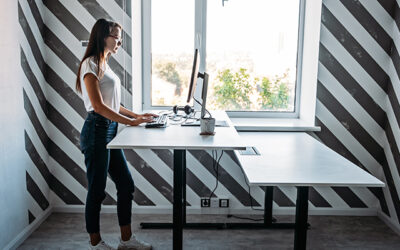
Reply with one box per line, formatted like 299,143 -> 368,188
172,105 -> 194,115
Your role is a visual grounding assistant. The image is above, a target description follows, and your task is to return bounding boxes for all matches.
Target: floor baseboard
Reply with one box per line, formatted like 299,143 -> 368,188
377,210 -> 400,236
4,206 -> 53,250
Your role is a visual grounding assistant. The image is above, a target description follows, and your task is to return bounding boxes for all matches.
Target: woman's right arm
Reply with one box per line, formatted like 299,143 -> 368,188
83,74 -> 153,126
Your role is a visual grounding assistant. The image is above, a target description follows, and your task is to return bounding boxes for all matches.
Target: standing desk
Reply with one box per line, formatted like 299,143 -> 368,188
107,112 -> 246,250
235,132 -> 385,250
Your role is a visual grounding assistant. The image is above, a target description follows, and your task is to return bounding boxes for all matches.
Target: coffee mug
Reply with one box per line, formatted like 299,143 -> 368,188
200,117 -> 216,135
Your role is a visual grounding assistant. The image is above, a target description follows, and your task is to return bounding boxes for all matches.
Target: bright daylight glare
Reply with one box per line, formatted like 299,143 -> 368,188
151,0 -> 300,112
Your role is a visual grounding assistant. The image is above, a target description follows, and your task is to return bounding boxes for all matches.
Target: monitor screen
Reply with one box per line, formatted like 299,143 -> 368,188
186,49 -> 200,103
200,72 -> 209,119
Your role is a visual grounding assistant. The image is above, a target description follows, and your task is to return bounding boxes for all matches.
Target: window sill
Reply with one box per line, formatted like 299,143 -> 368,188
230,117 -> 320,132
142,110 -> 320,132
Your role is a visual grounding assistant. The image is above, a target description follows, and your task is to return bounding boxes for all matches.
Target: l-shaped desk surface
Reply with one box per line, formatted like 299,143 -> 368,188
108,110 -> 384,188
107,111 -> 384,250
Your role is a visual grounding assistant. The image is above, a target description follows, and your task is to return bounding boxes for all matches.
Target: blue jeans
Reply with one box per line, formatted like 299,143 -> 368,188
80,111 -> 134,233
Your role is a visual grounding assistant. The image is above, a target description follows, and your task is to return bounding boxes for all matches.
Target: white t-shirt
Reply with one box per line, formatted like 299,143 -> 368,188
80,56 -> 121,113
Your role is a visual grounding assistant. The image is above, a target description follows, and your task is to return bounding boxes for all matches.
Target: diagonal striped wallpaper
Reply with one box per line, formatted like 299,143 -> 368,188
17,0 -> 400,232
310,0 -> 400,230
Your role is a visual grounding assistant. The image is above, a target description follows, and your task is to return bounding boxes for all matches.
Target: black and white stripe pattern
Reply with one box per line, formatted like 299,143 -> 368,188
311,0 -> 400,229
20,0 -> 49,224
18,0 -> 400,230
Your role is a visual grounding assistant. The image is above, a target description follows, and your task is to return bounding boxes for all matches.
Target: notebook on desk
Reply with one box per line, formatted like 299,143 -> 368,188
181,120 -> 229,127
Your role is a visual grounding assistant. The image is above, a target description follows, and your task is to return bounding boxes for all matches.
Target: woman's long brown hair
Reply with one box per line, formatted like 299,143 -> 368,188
76,19 -> 122,93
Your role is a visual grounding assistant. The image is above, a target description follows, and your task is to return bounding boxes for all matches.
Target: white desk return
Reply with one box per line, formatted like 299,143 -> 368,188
235,132 -> 384,250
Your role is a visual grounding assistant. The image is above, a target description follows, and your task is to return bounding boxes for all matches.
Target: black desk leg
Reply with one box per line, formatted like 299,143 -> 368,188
294,187 -> 309,250
264,186 -> 274,225
183,150 -> 187,225
173,149 -> 185,250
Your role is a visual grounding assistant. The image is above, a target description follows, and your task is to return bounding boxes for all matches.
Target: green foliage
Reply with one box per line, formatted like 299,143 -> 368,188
156,62 -> 182,96
213,68 -> 290,110
214,68 -> 253,110
258,72 -> 289,109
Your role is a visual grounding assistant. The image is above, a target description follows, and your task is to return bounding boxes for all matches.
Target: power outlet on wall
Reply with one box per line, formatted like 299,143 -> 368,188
219,198 -> 229,208
200,198 -> 210,207
201,197 -> 230,209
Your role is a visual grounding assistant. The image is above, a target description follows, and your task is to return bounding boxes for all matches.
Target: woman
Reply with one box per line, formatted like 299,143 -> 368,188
77,18 -> 154,250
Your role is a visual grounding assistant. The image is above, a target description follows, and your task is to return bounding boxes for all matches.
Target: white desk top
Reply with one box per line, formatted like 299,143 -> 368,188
235,132 -> 385,187
107,111 -> 247,150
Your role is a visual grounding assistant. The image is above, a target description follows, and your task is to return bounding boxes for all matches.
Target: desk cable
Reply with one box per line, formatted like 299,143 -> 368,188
166,111 -> 196,125
227,155 -> 265,222
207,150 -> 264,221
208,150 -> 224,200
193,96 -> 212,118
179,111 -> 199,125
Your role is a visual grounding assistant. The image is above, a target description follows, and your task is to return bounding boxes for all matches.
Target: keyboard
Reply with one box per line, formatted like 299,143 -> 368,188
145,114 -> 168,128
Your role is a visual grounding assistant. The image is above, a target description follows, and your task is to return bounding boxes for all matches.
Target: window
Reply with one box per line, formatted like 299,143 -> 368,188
142,0 -> 306,118
150,0 -> 194,107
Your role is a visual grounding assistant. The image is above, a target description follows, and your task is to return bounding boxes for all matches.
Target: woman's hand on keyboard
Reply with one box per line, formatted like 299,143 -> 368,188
128,116 -> 154,126
137,113 -> 158,119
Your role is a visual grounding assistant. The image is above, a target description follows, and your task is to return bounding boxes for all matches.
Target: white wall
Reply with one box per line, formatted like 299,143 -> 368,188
0,0 -> 30,248
0,0 -> 51,249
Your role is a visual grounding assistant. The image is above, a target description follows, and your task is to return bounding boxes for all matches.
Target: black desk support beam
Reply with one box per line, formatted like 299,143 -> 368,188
294,186 -> 309,250
182,150 -> 187,225
173,149 -> 185,250
264,186 -> 274,225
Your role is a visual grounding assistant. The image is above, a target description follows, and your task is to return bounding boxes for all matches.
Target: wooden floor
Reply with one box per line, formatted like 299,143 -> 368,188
18,213 -> 400,250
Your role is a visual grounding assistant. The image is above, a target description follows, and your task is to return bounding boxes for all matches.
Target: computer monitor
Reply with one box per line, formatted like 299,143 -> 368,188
199,72 -> 209,119
186,48 -> 200,104
181,49 -> 229,126
186,48 -> 209,117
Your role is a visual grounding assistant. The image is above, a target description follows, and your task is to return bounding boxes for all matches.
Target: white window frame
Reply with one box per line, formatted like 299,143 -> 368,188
223,0 -> 306,119
134,0 -> 322,126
